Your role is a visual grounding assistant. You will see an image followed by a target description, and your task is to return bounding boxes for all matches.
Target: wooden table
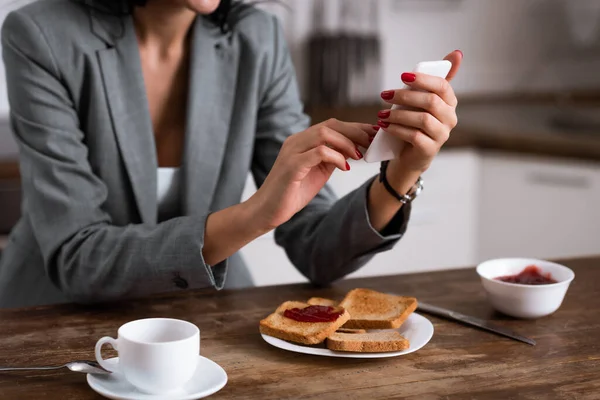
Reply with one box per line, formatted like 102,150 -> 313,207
1,257 -> 599,399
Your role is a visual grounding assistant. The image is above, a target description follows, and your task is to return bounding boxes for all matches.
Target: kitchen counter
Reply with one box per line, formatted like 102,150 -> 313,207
307,99 -> 600,162
2,98 -> 600,182
0,256 -> 598,399
451,102 -> 600,162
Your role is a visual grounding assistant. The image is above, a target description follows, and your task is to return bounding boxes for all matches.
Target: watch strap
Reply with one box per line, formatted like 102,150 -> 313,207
378,161 -> 423,204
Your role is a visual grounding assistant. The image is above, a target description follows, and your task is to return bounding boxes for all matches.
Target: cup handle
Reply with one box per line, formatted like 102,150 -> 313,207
95,336 -> 119,373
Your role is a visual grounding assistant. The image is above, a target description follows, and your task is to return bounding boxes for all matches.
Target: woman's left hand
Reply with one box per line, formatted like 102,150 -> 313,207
376,50 -> 463,180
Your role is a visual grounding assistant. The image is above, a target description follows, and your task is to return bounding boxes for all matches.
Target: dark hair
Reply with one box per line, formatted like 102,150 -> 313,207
80,0 -> 233,33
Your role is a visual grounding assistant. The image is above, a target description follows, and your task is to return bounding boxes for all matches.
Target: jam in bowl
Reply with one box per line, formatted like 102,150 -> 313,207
476,258 -> 575,319
495,264 -> 557,285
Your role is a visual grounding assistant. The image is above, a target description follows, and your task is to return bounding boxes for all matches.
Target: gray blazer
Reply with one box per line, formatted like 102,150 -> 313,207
0,0 -> 410,309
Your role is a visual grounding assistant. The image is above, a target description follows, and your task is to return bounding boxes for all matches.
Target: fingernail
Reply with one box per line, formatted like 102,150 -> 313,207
378,110 -> 391,119
380,90 -> 394,100
401,72 -> 416,83
378,120 -> 390,129
372,125 -> 380,133
456,49 -> 463,58
345,161 -> 351,171
355,148 -> 363,159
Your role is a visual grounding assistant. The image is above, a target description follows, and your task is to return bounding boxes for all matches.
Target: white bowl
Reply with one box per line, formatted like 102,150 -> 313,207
476,258 -> 575,319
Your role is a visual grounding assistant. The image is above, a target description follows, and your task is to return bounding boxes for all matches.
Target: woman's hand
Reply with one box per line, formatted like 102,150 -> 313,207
365,51 -> 463,231
377,50 -> 463,183
247,119 -> 375,230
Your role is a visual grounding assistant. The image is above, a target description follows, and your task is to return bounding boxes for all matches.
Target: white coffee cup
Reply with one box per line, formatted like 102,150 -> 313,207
95,318 -> 200,394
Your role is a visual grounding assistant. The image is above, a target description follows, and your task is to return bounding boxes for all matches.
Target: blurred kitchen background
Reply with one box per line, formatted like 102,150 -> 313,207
0,0 -> 599,286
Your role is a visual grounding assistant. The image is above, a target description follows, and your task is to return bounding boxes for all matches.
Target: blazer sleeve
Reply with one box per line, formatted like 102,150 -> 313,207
251,16 -> 412,286
1,11 -> 228,304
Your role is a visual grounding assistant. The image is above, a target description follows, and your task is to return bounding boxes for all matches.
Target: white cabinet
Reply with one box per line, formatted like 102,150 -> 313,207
239,149 -> 480,286
239,176 -> 309,286
239,149 -> 600,287
238,232 -> 309,286
335,149 -> 480,279
478,152 -> 600,261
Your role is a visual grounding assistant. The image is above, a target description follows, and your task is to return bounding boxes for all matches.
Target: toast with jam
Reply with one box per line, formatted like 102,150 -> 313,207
259,289 -> 417,352
305,289 -> 417,330
259,301 -> 350,345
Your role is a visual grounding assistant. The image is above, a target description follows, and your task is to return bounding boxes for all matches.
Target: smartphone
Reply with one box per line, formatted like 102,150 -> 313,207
363,60 -> 452,163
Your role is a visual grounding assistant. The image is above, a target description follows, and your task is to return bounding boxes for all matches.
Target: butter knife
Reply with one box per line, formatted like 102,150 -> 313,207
417,302 -> 536,346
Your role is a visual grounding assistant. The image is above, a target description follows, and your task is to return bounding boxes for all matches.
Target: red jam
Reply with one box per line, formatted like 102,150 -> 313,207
495,265 -> 557,285
283,305 -> 343,322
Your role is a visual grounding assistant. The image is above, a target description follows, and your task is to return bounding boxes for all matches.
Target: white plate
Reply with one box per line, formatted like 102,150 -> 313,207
86,356 -> 227,400
261,312 -> 434,358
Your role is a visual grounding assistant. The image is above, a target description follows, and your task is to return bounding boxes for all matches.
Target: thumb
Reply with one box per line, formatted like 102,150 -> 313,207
443,50 -> 463,82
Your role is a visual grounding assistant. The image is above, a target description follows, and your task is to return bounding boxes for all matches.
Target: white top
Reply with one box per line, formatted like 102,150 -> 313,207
157,167 -> 181,221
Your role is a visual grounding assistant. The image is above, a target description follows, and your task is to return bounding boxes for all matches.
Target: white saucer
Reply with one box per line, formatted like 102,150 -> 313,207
261,312 -> 434,358
86,356 -> 227,400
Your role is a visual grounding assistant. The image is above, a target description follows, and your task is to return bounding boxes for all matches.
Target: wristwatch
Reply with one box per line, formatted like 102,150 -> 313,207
379,161 -> 423,204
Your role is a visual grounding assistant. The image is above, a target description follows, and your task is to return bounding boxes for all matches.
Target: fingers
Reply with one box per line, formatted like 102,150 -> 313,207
399,73 -> 458,107
443,50 -> 463,82
380,124 -> 439,158
289,118 -> 373,160
380,69 -> 460,108
378,110 -> 448,142
356,122 -> 379,137
298,145 -> 349,171
378,91 -> 457,129
380,50 -> 462,108
293,123 -> 361,160
323,118 -> 372,149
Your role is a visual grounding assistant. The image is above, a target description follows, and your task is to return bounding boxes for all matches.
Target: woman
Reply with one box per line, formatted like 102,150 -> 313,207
0,0 -> 461,308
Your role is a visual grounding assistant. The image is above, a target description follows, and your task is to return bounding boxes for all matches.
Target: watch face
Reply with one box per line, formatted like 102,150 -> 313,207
413,185 -> 423,198
408,178 -> 423,200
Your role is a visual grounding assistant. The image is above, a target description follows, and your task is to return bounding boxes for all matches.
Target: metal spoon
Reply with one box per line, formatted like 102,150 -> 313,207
0,360 -> 111,375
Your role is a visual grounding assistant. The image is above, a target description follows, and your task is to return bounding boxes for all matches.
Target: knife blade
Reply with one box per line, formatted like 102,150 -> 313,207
417,302 -> 536,346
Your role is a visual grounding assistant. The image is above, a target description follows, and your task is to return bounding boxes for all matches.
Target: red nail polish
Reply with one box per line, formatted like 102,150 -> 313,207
355,148 -> 363,159
380,90 -> 394,100
345,161 -> 350,171
372,125 -> 380,133
401,72 -> 416,83
378,120 -> 390,129
378,110 -> 391,119
456,49 -> 463,58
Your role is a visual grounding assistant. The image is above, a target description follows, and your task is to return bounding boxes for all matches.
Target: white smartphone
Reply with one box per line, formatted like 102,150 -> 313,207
363,60 -> 453,163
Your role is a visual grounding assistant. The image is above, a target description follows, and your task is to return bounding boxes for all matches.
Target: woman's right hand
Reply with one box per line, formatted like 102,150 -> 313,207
247,118 -> 375,230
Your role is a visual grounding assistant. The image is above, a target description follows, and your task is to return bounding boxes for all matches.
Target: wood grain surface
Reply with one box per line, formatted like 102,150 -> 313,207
0,256 -> 598,399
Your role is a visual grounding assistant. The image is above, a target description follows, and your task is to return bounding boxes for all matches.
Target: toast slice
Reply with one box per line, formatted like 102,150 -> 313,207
327,331 -> 410,353
307,297 -> 338,307
336,328 -> 367,334
259,301 -> 350,345
339,288 -> 417,329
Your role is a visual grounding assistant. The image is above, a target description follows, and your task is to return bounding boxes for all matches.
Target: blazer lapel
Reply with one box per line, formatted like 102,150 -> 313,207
95,16 -> 158,224
182,18 -> 239,216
